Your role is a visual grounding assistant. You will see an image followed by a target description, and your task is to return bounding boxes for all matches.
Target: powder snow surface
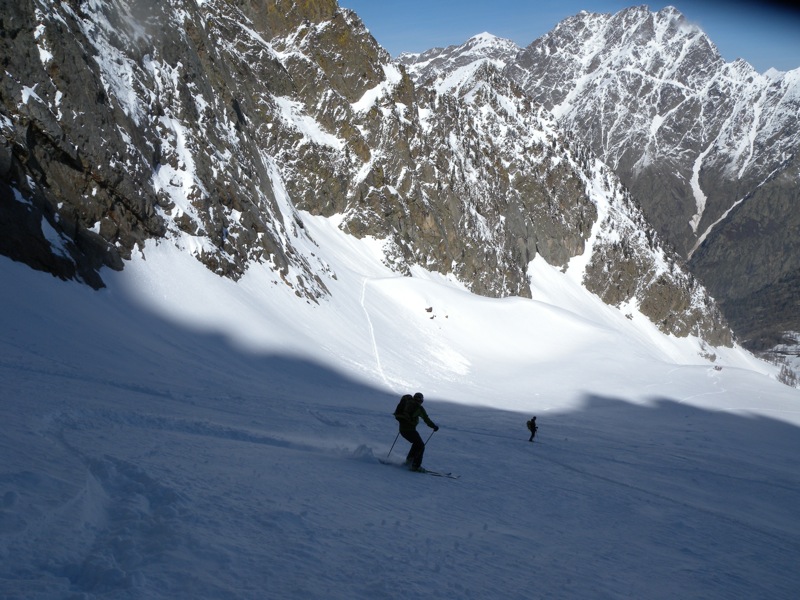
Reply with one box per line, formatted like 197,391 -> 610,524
1,214 -> 799,599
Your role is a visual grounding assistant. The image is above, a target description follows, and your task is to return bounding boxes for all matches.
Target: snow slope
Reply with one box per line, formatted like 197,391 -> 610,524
1,213 -> 799,599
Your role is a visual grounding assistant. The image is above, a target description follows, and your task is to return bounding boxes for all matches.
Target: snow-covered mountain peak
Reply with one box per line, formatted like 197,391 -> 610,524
3,4 -> 799,593
396,21 -> 732,345
502,5 -> 800,357
397,32 -> 519,86
514,4 -> 724,115
466,31 -> 516,51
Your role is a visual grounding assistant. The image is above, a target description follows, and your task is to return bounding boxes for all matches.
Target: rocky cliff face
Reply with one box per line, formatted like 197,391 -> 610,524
504,6 -> 800,351
0,0 -> 732,346
0,0 -> 335,298
402,33 -> 731,345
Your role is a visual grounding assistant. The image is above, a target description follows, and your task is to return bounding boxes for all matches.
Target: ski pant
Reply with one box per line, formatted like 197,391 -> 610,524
400,427 -> 425,469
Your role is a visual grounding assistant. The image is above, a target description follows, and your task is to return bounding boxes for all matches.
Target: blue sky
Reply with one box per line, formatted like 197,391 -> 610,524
338,1 -> 800,73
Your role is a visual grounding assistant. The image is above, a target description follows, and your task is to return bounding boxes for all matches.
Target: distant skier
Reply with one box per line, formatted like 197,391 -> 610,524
526,416 -> 538,442
394,392 -> 439,471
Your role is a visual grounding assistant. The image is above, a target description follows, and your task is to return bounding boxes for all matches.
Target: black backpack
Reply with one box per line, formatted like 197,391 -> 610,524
394,394 -> 415,422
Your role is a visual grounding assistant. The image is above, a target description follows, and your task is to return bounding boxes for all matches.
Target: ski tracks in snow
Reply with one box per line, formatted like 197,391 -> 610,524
360,278 -> 390,387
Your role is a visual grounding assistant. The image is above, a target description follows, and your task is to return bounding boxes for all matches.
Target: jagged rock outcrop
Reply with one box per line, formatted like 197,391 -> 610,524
1,0 -> 331,297
267,13 -> 597,298
580,170 -> 731,344
0,0 -> 732,346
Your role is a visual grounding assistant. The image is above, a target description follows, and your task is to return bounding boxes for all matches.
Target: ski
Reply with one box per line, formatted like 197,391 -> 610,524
416,467 -> 460,479
379,459 -> 460,479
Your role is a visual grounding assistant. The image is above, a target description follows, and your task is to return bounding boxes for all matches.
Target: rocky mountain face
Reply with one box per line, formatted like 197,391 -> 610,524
0,0 -> 341,298
1,0 -> 731,347
503,6 -> 800,352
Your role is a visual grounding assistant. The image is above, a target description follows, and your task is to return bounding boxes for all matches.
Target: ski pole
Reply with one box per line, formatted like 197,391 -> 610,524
387,431 -> 400,458
424,429 -> 436,445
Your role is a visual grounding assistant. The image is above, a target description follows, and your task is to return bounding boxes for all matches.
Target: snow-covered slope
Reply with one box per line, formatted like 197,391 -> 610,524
398,32 -> 520,88
1,4 -> 799,595
2,211 -> 799,599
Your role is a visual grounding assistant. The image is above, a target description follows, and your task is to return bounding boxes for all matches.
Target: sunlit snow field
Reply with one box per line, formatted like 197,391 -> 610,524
2,214 -> 799,599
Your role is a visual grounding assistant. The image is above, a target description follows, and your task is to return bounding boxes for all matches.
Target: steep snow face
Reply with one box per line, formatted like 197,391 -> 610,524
510,6 -> 730,176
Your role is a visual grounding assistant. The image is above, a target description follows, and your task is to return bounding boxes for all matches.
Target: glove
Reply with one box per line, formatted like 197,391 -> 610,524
433,425 -> 439,432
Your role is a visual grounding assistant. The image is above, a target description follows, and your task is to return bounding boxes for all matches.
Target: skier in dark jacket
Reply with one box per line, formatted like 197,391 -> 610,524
527,416 -> 538,442
394,392 -> 438,471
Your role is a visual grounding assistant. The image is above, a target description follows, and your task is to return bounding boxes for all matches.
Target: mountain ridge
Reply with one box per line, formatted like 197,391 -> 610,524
0,0 -> 744,349
403,7 -> 799,359
506,6 -> 800,353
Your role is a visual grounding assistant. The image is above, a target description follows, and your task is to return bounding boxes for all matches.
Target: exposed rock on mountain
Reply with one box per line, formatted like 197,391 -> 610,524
503,6 -> 800,351
0,0 -> 731,346
1,0 -> 333,298
403,41 -> 729,344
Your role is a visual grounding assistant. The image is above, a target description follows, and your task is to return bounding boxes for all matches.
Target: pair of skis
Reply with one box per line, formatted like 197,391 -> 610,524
379,459 -> 460,479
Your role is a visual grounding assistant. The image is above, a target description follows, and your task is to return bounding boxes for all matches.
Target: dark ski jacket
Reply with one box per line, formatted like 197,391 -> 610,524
396,401 -> 436,432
